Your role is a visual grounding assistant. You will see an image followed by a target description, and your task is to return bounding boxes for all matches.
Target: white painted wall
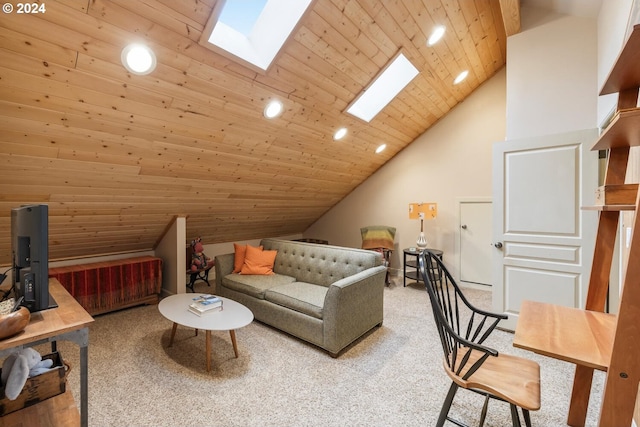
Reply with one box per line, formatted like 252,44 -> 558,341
304,68 -> 507,276
156,216 -> 186,295
597,0 -> 635,126
506,6 -> 598,139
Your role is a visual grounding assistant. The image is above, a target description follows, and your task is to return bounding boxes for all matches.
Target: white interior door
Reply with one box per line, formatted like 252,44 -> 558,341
492,129 -> 598,331
459,200 -> 492,286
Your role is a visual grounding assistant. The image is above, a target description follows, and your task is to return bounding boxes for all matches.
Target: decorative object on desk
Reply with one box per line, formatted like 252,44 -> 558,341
188,294 -> 223,316
409,202 -> 437,249
0,306 -> 30,340
360,225 -> 396,286
0,351 -> 69,415
189,237 -> 214,272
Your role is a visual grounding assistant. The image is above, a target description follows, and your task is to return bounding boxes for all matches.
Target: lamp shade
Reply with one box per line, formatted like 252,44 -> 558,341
409,203 -> 437,219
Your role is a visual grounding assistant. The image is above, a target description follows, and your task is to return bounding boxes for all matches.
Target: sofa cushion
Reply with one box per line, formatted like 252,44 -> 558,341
240,245 -> 277,275
222,273 -> 296,299
265,282 -> 327,319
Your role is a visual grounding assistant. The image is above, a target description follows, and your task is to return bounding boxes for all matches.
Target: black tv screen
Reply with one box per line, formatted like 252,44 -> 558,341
11,204 -> 55,312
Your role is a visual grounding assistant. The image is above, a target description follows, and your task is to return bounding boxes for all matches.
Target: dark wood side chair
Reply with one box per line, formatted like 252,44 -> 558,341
418,250 -> 540,427
361,225 -> 396,286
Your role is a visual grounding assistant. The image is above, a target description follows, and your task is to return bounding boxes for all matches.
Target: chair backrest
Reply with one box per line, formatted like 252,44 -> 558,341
360,225 -> 396,251
418,251 -> 507,381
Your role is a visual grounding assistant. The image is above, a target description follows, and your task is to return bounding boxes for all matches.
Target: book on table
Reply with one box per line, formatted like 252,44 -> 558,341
189,294 -> 223,315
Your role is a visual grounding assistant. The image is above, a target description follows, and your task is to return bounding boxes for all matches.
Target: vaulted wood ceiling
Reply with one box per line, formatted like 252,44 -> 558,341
0,0 -> 519,263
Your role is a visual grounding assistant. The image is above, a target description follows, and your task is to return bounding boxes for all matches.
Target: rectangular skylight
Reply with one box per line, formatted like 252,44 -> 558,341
346,53 -> 420,122
206,0 -> 312,71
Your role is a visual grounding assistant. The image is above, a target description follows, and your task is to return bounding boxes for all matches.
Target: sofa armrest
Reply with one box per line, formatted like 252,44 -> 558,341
214,253 -> 235,294
322,265 -> 386,355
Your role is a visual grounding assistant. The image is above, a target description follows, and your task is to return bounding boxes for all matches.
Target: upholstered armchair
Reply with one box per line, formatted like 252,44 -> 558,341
360,225 -> 396,286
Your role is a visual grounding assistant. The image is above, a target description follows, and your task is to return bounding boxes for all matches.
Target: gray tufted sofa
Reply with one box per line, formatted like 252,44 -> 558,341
214,238 -> 386,356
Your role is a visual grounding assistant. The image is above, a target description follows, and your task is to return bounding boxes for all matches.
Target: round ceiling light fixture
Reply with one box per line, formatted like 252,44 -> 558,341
454,70 -> 469,85
333,127 -> 348,141
427,25 -> 446,46
121,43 -> 157,75
264,100 -> 284,119
375,143 -> 387,154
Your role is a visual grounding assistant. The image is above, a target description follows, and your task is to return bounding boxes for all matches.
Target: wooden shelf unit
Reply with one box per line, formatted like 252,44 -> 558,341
0,281 -> 93,427
514,24 -> 640,427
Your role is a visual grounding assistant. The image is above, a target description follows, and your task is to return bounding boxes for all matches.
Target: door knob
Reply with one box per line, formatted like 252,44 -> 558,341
461,224 -> 467,229
494,242 -> 503,249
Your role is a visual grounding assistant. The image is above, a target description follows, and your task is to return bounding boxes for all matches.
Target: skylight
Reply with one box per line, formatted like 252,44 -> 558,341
346,53 -> 419,123
218,0 -> 266,36
205,0 -> 313,71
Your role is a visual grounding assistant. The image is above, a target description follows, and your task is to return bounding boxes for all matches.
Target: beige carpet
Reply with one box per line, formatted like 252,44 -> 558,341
37,277 -> 604,426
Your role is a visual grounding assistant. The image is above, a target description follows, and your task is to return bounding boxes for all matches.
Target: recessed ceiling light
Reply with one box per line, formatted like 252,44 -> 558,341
427,26 -> 445,46
121,44 -> 156,75
334,127 -> 347,140
375,144 -> 387,154
264,100 -> 283,118
454,70 -> 469,85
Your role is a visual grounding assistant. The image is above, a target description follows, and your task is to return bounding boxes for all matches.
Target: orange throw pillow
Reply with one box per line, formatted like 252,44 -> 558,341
233,243 -> 247,273
233,243 -> 262,273
240,245 -> 277,275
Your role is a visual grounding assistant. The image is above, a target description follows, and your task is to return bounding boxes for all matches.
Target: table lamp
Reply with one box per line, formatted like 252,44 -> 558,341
409,203 -> 437,250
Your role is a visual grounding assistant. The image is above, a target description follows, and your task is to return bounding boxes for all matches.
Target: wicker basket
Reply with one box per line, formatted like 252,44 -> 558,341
0,351 -> 70,416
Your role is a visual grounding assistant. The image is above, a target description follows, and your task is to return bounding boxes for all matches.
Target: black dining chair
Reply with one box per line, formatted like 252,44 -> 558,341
418,250 -> 540,427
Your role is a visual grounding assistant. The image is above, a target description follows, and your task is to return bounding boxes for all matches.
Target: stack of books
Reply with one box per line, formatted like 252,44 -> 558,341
188,294 -> 223,316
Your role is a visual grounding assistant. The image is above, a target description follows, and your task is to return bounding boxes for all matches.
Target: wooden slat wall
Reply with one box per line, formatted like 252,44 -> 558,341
0,0 -> 512,262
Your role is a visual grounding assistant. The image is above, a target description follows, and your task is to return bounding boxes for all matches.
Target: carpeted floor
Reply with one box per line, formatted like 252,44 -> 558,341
37,277 -> 605,426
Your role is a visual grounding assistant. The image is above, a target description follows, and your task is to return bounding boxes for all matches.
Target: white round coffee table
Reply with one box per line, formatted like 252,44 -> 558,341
158,294 -> 253,372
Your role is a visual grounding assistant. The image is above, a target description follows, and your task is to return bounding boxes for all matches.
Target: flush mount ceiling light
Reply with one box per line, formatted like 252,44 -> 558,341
333,127 -> 348,141
427,26 -> 445,46
346,52 -> 419,123
121,44 -> 157,75
454,70 -> 469,85
264,99 -> 283,118
375,143 -> 387,154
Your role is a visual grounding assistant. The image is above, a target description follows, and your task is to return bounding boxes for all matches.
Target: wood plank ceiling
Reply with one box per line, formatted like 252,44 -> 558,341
0,0 -> 519,263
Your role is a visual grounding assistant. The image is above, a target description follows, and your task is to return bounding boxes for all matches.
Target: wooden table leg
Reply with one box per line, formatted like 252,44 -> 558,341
206,330 -> 212,372
567,364 -> 593,427
229,330 -> 239,358
169,323 -> 178,347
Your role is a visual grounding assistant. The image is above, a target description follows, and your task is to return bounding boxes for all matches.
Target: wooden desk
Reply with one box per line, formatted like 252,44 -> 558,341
513,300 -> 617,425
514,300 -> 616,370
0,279 -> 94,427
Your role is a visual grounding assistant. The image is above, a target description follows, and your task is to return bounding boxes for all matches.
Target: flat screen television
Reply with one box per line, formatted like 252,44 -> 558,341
11,204 -> 56,312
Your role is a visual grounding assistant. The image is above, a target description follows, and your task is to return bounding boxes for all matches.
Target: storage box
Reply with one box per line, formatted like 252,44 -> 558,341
0,351 -> 69,416
595,184 -> 638,206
